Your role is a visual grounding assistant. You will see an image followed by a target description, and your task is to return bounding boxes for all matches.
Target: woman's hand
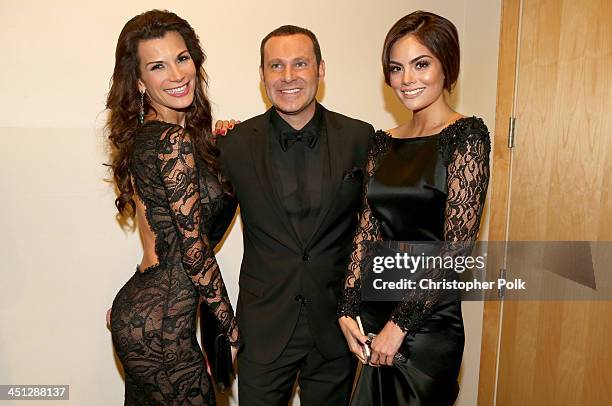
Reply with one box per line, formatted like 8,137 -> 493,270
338,316 -> 369,364
214,119 -> 240,136
369,321 -> 406,367
231,345 -> 239,364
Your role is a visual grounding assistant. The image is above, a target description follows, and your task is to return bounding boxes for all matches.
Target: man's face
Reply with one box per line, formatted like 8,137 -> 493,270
260,34 -> 325,122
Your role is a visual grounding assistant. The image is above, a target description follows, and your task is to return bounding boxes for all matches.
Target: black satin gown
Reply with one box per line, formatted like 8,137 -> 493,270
338,117 -> 490,405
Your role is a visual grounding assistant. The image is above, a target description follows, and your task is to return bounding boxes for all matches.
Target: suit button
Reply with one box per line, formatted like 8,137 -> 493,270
302,253 -> 310,261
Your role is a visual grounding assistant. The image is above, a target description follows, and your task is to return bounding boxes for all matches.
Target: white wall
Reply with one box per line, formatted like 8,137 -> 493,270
0,0 -> 500,404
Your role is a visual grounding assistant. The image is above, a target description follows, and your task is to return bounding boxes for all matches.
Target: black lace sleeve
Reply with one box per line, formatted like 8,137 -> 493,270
157,126 -> 240,346
337,130 -> 392,319
390,117 -> 491,333
202,170 -> 238,249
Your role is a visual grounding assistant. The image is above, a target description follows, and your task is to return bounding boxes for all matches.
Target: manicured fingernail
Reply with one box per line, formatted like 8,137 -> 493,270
229,124 -> 234,129
222,130 -> 226,135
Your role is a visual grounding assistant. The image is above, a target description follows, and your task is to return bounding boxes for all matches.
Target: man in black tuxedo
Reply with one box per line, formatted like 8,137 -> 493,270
217,25 -> 373,406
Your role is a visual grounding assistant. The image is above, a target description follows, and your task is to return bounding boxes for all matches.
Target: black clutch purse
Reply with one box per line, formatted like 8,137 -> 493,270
199,301 -> 235,391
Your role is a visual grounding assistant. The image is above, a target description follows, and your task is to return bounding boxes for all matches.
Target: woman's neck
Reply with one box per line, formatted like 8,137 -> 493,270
391,95 -> 461,139
148,102 -> 186,127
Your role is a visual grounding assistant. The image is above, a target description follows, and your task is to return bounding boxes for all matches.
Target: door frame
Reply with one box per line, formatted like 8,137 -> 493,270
478,0 -> 522,404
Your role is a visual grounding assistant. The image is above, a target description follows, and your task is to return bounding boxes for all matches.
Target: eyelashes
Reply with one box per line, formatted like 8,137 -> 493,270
149,54 -> 191,71
389,59 -> 431,74
415,60 -> 430,70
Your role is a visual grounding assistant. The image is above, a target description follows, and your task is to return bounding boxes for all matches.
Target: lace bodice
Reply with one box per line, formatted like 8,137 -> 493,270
130,121 -> 239,345
338,117 -> 490,333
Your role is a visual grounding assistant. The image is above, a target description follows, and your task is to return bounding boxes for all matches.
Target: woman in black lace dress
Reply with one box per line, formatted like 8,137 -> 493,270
106,10 -> 240,405
338,11 -> 490,405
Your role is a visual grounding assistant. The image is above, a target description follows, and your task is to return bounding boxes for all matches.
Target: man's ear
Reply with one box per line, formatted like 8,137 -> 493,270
318,60 -> 326,79
259,66 -> 264,82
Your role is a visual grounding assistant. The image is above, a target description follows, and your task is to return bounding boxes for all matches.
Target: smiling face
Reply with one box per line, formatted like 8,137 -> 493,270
137,31 -> 196,123
388,34 -> 446,113
260,34 -> 325,126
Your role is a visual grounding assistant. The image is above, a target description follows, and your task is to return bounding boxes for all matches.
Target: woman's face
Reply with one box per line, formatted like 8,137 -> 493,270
137,31 -> 196,119
388,34 -> 446,112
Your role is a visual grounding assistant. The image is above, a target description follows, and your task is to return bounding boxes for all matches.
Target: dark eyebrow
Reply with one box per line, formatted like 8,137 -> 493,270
410,55 -> 431,64
389,55 -> 431,66
145,50 -> 189,67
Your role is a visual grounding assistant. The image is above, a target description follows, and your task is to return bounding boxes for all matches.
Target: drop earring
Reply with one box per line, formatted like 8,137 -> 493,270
138,90 -> 145,124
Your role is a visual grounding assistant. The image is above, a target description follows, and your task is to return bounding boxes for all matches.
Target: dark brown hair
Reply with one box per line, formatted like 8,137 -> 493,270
382,11 -> 460,91
105,9 -> 218,218
260,25 -> 322,67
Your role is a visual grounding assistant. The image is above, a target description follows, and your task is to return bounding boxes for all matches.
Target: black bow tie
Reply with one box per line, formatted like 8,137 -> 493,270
280,128 -> 318,151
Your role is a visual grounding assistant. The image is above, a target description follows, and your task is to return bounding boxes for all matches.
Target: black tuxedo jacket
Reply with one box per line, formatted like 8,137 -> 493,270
217,105 -> 373,363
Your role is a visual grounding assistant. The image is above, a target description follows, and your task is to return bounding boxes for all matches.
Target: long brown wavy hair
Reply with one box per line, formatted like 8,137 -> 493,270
106,9 -> 218,219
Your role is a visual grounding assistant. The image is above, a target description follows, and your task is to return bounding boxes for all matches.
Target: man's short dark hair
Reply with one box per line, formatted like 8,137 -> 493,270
260,25 -> 322,67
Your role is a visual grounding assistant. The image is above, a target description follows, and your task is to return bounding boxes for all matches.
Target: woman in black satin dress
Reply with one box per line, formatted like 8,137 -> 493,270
338,11 -> 490,405
106,10 -> 240,404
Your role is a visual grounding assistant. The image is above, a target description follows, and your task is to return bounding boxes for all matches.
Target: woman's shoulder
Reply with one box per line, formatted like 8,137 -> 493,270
136,121 -> 187,152
374,128 -> 392,139
370,129 -> 393,153
438,116 -> 490,163
442,116 -> 489,138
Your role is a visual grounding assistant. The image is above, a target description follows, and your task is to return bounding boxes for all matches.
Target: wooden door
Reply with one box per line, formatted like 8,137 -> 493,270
479,0 -> 612,405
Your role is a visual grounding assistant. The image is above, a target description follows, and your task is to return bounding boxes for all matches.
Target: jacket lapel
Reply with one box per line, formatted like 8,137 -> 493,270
247,109 -> 302,249
305,108 -> 347,248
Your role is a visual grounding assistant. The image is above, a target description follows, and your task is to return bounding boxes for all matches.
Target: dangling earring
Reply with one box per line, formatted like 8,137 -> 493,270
138,90 -> 145,124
